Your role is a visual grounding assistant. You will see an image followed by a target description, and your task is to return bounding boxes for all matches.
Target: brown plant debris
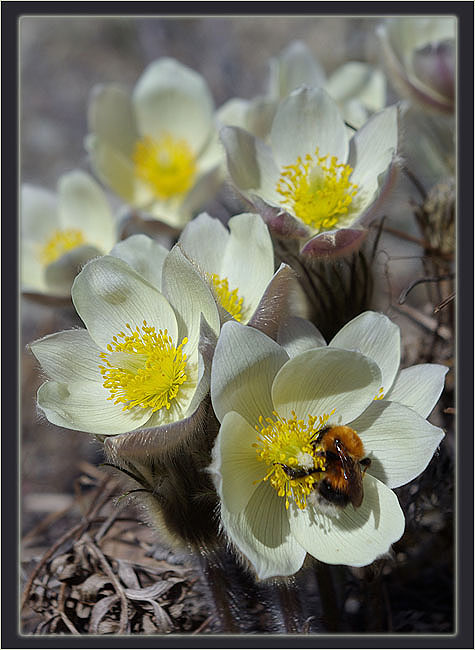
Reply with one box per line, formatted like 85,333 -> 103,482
21,465 -> 213,635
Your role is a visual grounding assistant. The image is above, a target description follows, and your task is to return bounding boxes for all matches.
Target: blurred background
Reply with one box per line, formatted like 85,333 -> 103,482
20,16 -> 454,635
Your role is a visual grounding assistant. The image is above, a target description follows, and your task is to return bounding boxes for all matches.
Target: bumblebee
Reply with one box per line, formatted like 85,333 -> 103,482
276,425 -> 371,509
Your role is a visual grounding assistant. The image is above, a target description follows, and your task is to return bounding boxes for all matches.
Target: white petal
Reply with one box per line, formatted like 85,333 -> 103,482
211,321 -> 289,427
133,58 -> 214,154
277,316 -> 326,358
269,40 -> 326,99
325,62 -> 386,113
86,135 -> 137,205
177,166 -> 223,225
179,212 -> 228,276
109,234 -> 169,289
30,329 -> 102,382
57,170 -> 116,252
221,481 -> 307,579
88,83 -> 138,156
221,213 -> 275,323
217,97 -> 250,129
21,240 -> 46,293
349,400 -> 445,488
184,348 -> 209,416
71,255 -> 178,349
348,106 -> 398,204
270,87 -> 348,167
385,17 -> 455,61
272,347 -> 382,425
220,126 -> 281,204
195,127 -> 223,174
37,380 -> 150,435
385,364 -> 448,418
21,185 -> 58,240
161,246 -> 220,352
44,244 -> 102,297
341,100 -> 369,131
329,311 -> 400,395
289,474 -> 405,566
211,411 -> 264,513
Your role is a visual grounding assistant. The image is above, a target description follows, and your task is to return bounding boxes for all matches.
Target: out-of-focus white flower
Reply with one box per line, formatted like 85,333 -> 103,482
30,247 -> 220,436
217,41 -> 386,138
209,315 -> 445,579
269,40 -> 387,129
377,17 -> 456,114
86,58 -> 223,231
221,87 -> 398,258
21,171 -> 117,299
179,212 -> 279,325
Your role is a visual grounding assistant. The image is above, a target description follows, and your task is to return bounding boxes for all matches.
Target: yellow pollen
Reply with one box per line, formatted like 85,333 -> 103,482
133,133 -> 197,200
253,410 -> 334,510
374,387 -> 385,400
276,147 -> 359,232
208,273 -> 244,322
39,228 -> 86,265
99,321 -> 188,413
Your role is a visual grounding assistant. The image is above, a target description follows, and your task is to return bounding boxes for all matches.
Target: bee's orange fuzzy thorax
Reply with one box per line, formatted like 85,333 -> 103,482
321,425 -> 365,459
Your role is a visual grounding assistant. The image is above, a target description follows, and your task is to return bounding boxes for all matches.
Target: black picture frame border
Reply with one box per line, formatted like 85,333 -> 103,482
3,2 -> 473,648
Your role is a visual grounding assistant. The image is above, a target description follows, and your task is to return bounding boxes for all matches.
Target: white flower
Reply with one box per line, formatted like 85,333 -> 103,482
218,41 -> 386,138
269,40 -> 387,129
209,315 -> 445,579
30,247 -> 220,436
377,17 -> 455,114
178,212 -> 278,325
21,170 -> 117,298
221,87 -> 398,258
86,58 -> 223,231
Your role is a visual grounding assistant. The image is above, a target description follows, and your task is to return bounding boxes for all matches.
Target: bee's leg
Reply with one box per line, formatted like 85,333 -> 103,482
360,457 -> 371,476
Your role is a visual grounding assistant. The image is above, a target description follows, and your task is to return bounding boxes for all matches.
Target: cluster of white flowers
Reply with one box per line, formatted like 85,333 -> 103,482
26,20 -> 452,581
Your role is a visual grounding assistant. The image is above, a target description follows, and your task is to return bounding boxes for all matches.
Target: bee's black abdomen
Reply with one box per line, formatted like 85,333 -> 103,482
318,479 -> 350,507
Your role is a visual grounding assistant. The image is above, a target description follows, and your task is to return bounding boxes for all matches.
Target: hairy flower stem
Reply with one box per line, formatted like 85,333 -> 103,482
314,561 -> 340,632
273,235 -> 376,341
272,578 -> 306,633
198,550 -> 264,633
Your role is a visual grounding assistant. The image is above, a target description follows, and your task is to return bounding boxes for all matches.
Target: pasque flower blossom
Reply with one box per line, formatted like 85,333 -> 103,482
218,40 -> 386,139
86,58 -> 223,230
220,87 -> 398,258
30,247 -> 220,436
21,170 -> 117,298
377,17 -> 456,115
209,313 -> 445,579
179,212 -> 284,325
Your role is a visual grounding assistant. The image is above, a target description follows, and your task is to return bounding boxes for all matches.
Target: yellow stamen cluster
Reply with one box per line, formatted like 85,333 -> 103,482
39,228 -> 86,265
276,148 -> 359,232
208,273 -> 244,322
99,321 -> 188,413
253,410 -> 333,510
133,133 -> 197,200
374,387 -> 385,400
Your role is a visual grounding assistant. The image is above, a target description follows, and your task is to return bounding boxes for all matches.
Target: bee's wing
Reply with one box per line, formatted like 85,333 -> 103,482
334,440 -> 364,508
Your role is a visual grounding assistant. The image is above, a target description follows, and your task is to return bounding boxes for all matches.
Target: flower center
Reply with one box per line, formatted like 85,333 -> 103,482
276,148 -> 359,232
133,133 -> 197,200
208,273 -> 244,322
99,321 -> 188,413
39,228 -> 86,265
253,410 -> 333,510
